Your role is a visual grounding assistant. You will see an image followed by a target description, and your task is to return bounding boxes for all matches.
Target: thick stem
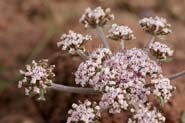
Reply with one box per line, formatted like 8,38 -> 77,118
50,83 -> 98,94
169,70 -> 185,80
76,49 -> 88,60
144,35 -> 155,52
96,26 -> 110,49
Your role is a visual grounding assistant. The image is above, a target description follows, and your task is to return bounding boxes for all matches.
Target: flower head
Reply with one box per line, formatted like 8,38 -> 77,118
57,30 -> 92,54
99,86 -> 128,113
149,42 -> 174,60
139,16 -> 171,36
67,100 -> 101,123
80,6 -> 114,28
108,24 -> 135,41
88,48 -> 112,64
18,59 -> 55,100
128,105 -> 166,123
151,75 -> 175,103
75,48 -> 112,87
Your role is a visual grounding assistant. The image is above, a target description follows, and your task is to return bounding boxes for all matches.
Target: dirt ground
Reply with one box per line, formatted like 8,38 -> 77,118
0,0 -> 184,123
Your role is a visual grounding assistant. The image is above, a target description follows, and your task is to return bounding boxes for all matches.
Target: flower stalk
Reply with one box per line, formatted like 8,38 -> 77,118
96,26 -> 110,49
169,70 -> 185,80
144,35 -> 155,52
120,40 -> 124,50
76,49 -> 88,60
50,83 -> 97,94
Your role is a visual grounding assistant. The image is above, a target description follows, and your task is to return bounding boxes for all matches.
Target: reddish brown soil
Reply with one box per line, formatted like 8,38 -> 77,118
0,0 -> 184,123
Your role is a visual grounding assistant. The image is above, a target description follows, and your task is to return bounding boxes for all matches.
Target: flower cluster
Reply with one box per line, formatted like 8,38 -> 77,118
18,59 -> 55,100
67,100 -> 101,123
57,30 -> 92,54
108,24 -> 135,41
18,6 -> 176,123
125,48 -> 161,77
75,48 -> 112,87
128,105 -> 166,123
75,48 -> 167,114
149,42 -> 174,60
98,48 -> 161,88
151,75 -> 175,103
80,6 -> 114,28
139,16 -> 171,36
99,86 -> 128,113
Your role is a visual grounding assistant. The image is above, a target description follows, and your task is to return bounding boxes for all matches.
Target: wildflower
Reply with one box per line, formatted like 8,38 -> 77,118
88,48 -> 112,64
108,24 -> 135,41
67,100 -> 101,123
99,76 -> 151,114
75,48 -> 112,87
149,42 -> 174,60
75,60 -> 100,87
77,48 -> 161,92
57,30 -> 92,54
128,105 -> 166,123
139,16 -> 171,36
18,59 -> 55,100
99,86 -> 128,113
126,48 -> 162,76
151,75 -> 175,103
80,6 -> 114,28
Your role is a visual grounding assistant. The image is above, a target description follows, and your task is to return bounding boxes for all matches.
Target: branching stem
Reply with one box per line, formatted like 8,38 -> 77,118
96,26 -> 110,49
50,70 -> 185,94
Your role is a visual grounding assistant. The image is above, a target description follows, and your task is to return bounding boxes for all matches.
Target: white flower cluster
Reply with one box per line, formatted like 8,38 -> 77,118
18,59 -> 55,100
18,6 -> 176,123
67,100 -> 101,123
96,49 -> 161,113
57,30 -> 92,54
149,42 -> 174,60
108,24 -> 135,41
88,48 -> 112,64
80,6 -> 114,28
75,48 -> 172,114
125,48 -> 161,77
128,105 -> 166,123
75,48 -> 112,87
99,86 -> 128,113
151,75 -> 175,103
139,16 -> 171,36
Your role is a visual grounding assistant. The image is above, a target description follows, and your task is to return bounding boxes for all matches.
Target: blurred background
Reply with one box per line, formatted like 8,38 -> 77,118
0,0 -> 184,123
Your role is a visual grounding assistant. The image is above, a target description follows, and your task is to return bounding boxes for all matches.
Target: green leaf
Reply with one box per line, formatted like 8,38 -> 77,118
159,58 -> 173,62
158,96 -> 164,107
181,112 -> 185,123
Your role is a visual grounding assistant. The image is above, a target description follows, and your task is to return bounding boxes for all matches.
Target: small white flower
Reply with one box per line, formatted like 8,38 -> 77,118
128,105 -> 166,123
108,24 -> 135,41
151,75 -> 175,103
18,59 -> 55,100
57,30 -> 92,54
67,100 -> 101,123
99,87 -> 128,113
80,6 -> 114,28
89,48 -> 112,64
139,16 -> 171,36
75,48 -> 112,87
149,42 -> 174,60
